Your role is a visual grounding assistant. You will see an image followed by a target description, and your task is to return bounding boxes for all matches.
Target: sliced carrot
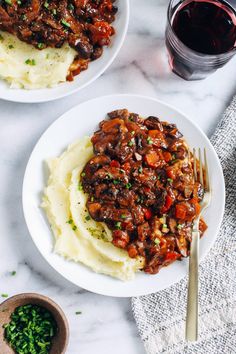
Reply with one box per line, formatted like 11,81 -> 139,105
175,204 -> 187,219
163,151 -> 172,162
145,151 -> 163,168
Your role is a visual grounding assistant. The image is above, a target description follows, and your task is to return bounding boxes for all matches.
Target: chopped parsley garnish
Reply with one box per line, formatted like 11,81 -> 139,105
167,178 -> 173,183
11,271 -> 16,276
66,219 -> 73,224
128,140 -> 134,147
147,137 -> 153,145
162,224 -> 168,228
75,311 -> 82,315
138,166 -> 143,174
61,19 -> 71,28
4,304 -> 57,354
37,42 -> 44,49
121,214 -> 126,219
68,3 -> 74,11
8,44 -> 14,49
25,58 -> 36,66
113,179 -> 120,185
115,222 -> 121,229
1,294 -> 8,298
72,225 -> 77,231
125,182 -> 132,189
78,182 -> 83,191
85,215 -> 91,221
154,238 -> 160,245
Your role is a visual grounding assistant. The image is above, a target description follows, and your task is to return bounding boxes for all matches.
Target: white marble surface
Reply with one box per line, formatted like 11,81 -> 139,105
1,0 -> 236,353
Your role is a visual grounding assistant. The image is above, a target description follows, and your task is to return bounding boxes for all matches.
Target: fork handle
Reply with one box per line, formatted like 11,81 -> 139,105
186,230 -> 199,342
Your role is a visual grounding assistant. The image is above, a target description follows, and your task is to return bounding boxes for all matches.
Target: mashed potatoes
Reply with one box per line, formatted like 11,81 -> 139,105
42,137 -> 144,281
0,31 -> 77,89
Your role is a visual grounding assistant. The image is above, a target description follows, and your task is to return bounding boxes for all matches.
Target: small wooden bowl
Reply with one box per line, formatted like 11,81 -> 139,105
0,293 -> 69,354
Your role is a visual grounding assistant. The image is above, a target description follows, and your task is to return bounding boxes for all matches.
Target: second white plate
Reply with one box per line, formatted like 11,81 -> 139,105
0,0 -> 129,103
22,94 -> 225,297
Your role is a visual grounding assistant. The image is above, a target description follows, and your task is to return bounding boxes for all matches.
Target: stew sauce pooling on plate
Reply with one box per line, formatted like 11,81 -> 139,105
81,110 -> 207,274
0,0 -> 117,80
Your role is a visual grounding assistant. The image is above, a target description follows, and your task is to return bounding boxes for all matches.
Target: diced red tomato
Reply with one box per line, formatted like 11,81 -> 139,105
127,245 -> 138,258
110,160 -> 120,168
166,167 -> 176,179
175,204 -> 188,219
163,151 -> 172,162
144,208 -> 152,220
161,194 -> 174,213
90,21 -> 113,45
165,252 -> 181,261
122,162 -> 131,174
199,218 -> 208,233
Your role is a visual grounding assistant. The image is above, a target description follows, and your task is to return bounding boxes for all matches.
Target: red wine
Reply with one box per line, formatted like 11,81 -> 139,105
172,0 -> 236,55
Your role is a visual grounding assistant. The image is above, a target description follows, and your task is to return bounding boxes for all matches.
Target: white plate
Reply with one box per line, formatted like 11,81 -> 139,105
22,94 -> 225,297
0,1 -> 129,103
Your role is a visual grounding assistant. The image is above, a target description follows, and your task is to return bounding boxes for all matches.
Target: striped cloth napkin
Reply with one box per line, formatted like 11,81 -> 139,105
132,96 -> 236,354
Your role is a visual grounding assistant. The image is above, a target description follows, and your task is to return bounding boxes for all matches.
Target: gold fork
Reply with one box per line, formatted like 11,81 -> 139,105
185,148 -> 211,342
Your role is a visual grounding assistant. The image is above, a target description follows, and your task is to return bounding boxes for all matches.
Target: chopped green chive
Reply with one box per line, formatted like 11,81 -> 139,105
68,3 -> 74,11
1,294 -> 8,298
37,42 -> 44,49
115,222 -> 121,229
44,1 -> 49,8
162,224 -> 168,228
177,224 -> 183,229
167,178 -> 173,183
11,271 -> 16,276
121,214 -> 126,219
75,311 -> 82,315
128,140 -> 134,147
147,137 -> 153,145
81,172 -> 85,177
4,304 -> 57,354
154,238 -> 160,245
8,44 -> 14,49
113,179 -> 120,185
61,19 -> 71,28
72,225 -> 77,231
91,196 -> 94,202
125,183 -> 132,189
78,182 -> 83,191
138,167 -> 143,174
5,0 -> 12,5
25,58 -> 36,66
66,219 -> 73,224
52,8 -> 57,15
85,215 -> 91,221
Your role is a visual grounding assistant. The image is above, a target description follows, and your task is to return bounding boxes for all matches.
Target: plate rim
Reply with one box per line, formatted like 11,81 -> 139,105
0,0 -> 129,104
22,93 -> 225,297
